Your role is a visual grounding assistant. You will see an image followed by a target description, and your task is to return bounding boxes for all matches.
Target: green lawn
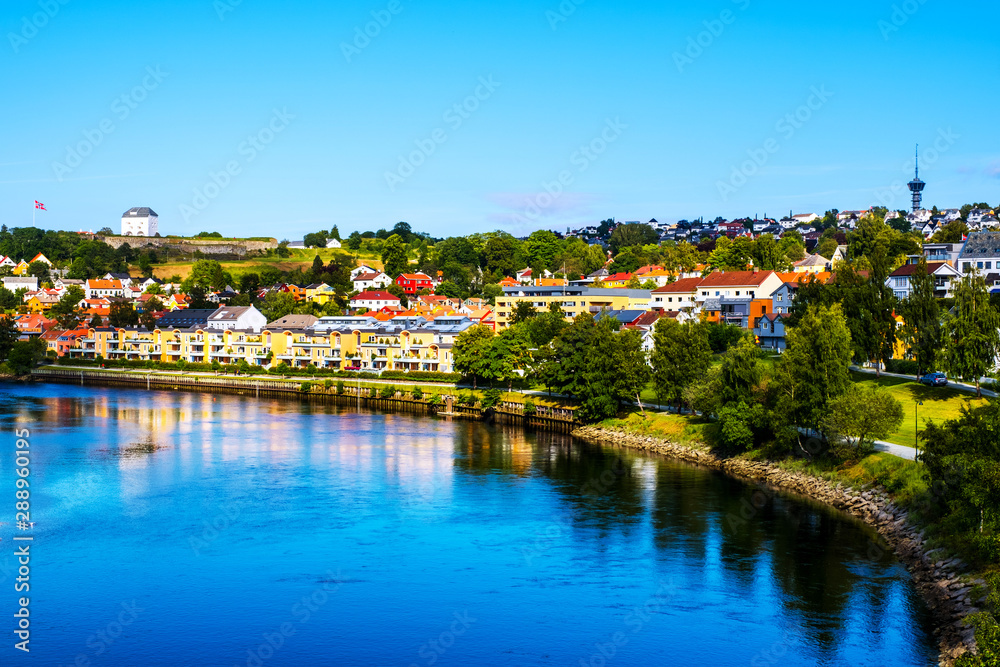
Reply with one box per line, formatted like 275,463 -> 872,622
849,371 -> 987,447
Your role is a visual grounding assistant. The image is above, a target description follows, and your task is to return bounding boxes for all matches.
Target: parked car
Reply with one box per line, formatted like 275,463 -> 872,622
919,372 -> 948,387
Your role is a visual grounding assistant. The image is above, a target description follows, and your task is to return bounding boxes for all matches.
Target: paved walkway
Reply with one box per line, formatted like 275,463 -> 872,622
851,366 -> 998,398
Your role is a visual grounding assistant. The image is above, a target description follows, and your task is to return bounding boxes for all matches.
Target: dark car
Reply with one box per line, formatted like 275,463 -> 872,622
920,372 -> 948,387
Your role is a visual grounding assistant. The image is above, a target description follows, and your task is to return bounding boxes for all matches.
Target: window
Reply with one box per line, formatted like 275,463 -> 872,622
776,294 -> 783,302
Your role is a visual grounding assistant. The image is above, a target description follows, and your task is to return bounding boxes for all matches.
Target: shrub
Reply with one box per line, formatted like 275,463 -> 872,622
300,382 -> 313,393
211,360 -> 221,372
411,386 -> 423,400
379,385 -> 396,399
523,400 -> 537,416
428,394 -> 442,407
458,392 -> 476,406
336,380 -> 345,395
481,388 -> 503,409
324,379 -> 334,390
884,359 -> 921,376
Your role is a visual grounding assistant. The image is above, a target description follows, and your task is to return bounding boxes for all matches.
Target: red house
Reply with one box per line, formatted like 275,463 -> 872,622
395,273 -> 434,295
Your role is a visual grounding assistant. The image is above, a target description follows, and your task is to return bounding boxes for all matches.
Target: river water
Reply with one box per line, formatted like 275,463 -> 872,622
0,383 -> 937,666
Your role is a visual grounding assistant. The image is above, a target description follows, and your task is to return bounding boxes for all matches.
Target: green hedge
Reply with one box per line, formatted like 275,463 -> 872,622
884,359 -> 921,376
53,356 -> 461,383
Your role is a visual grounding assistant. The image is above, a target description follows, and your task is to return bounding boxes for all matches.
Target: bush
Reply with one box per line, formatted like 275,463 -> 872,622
481,387 -> 503,409
379,385 -> 396,399
336,380 -> 345,395
523,400 -> 536,416
458,392 -> 476,406
324,379 -> 333,390
412,386 -> 423,400
884,359 -> 921,376
428,394 -> 442,407
299,382 -> 313,393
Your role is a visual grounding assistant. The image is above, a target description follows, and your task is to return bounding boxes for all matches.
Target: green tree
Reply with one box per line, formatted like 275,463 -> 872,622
452,325 -> 495,389
108,301 -> 139,328
303,231 -> 328,248
608,223 -> 658,255
0,315 -> 18,361
523,230 -> 561,272
27,260 -> 51,283
510,301 -> 537,324
381,234 -> 409,278
189,260 -> 227,291
488,324 -> 533,391
482,234 -> 518,277
50,286 -> 86,328
945,271 -> 1000,397
782,303 -> 853,438
346,232 -> 362,251
611,328 -> 652,415
821,385 -> 904,458
901,259 -> 942,376
8,338 -> 47,374
650,319 -> 712,409
260,290 -> 297,322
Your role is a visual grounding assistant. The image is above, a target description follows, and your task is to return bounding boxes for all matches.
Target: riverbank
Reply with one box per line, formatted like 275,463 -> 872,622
25,366 -> 581,433
572,424 -> 982,666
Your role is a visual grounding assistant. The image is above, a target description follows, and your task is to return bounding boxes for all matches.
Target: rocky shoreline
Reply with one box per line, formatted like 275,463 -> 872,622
572,425 -> 982,666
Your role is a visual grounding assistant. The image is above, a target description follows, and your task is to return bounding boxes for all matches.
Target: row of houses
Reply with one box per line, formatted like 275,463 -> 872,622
46,305 -> 478,374
0,252 -> 52,276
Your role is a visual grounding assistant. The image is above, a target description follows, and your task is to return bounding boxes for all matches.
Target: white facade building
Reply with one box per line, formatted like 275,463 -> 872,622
121,207 -> 159,237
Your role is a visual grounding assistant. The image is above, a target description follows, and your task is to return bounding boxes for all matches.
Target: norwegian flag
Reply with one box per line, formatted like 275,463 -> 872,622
34,200 -> 46,211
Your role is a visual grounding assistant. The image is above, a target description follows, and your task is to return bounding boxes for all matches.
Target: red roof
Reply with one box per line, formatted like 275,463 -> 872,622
652,277 -> 704,293
699,270 -> 776,288
889,262 -> 947,277
352,290 -> 400,301
604,272 -> 633,282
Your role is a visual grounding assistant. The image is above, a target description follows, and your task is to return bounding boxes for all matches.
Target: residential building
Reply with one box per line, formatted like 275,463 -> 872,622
886,262 -> 961,299
304,283 -> 336,305
650,277 -> 702,312
265,314 -> 319,331
85,279 -> 125,299
958,232 -> 1000,275
755,313 -> 789,352
204,305 -> 267,333
352,271 -> 392,292
495,286 -> 652,328
395,273 -> 434,295
350,290 -> 401,311
3,276 -> 38,293
156,309 -> 218,330
695,271 -> 783,305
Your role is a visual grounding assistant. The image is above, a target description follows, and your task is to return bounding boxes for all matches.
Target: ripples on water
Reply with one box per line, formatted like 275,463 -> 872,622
0,384 -> 937,666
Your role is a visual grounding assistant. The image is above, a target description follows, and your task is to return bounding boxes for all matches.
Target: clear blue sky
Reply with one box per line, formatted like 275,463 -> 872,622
3,0 -> 998,239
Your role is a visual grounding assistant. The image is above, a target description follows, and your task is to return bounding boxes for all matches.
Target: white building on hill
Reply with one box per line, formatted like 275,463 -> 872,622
121,207 -> 159,236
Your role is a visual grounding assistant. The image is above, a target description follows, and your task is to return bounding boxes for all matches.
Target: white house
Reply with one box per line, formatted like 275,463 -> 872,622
650,277 -> 703,312
352,271 -> 393,292
85,279 -> 125,299
350,264 -> 378,281
886,262 -> 961,300
695,270 -> 784,304
349,290 -> 401,311
103,272 -> 133,289
121,207 -> 159,237
326,239 -> 342,249
204,305 -> 267,333
0,256 -> 15,269
3,276 -> 39,292
958,232 -> 1000,275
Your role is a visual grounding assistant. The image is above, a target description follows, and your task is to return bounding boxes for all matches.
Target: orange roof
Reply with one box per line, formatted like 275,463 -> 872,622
775,272 -> 833,284
87,279 -> 123,289
499,277 -> 519,287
